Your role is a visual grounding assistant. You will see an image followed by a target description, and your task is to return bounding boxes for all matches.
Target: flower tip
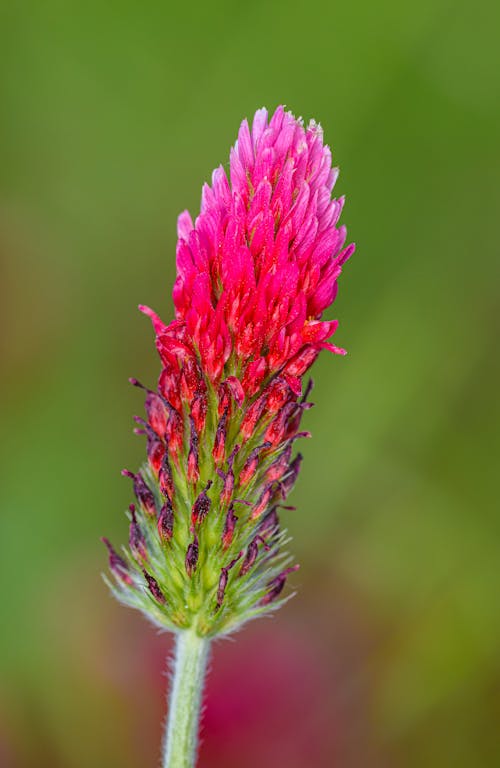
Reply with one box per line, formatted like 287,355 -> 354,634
318,341 -> 347,356
138,304 -> 168,335
177,210 -> 194,241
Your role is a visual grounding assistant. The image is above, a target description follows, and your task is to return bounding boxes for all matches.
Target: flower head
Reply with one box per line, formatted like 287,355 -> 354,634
103,106 -> 354,637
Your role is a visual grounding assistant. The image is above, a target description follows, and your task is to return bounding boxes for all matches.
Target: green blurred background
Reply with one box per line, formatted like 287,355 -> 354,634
1,1 -> 499,766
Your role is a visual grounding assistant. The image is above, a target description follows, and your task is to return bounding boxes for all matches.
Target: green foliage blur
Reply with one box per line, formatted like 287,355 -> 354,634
1,1 -> 498,766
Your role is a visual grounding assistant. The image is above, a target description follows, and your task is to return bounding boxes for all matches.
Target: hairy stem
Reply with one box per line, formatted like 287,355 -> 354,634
163,630 -> 210,768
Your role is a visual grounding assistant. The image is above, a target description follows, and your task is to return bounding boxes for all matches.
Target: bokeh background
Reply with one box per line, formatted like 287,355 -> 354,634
1,1 -> 499,766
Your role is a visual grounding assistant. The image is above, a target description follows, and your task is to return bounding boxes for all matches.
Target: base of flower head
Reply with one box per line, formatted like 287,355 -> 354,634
103,364 -> 311,637
104,476 -> 299,638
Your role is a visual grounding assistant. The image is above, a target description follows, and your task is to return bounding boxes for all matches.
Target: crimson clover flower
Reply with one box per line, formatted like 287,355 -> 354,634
103,106 -> 354,641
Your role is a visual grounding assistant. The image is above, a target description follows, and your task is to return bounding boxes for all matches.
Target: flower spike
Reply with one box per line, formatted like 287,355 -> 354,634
103,106 -> 354,639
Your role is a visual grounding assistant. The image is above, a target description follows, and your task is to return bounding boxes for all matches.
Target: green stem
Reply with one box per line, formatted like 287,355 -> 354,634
163,630 -> 211,768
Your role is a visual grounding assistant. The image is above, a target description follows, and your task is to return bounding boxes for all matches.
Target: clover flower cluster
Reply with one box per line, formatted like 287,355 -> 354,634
103,106 -> 354,638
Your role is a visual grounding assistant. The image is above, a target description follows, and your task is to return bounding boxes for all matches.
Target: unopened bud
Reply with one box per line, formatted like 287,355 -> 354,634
266,377 -> 292,412
284,346 -> 319,378
240,394 -> 267,440
225,375 -> 245,407
266,445 -> 292,482
239,442 -> 271,487
158,364 -> 182,412
258,508 -> 280,539
143,570 -> 166,604
217,382 -> 232,418
216,552 -> 243,608
191,481 -> 213,528
260,565 -> 300,606
212,408 -> 228,465
185,534 -> 199,577
159,453 -> 174,500
191,392 -> 207,433
122,470 -> 156,516
221,468 -> 234,506
281,453 -> 303,497
129,504 -> 147,561
181,356 -> 202,402
239,539 -> 259,577
251,485 -> 273,520
102,538 -> 133,585
264,402 -> 295,446
241,356 -> 267,397
165,407 -> 184,462
222,505 -> 238,550
158,500 -> 174,542
187,418 -> 199,483
145,392 -> 168,437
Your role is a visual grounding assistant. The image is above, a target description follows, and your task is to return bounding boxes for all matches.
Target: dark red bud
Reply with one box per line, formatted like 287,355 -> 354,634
134,418 -> 165,474
159,453 -> 174,500
250,485 -> 273,520
284,345 -> 319,377
240,394 -> 267,440
241,356 -> 267,397
148,435 -> 165,474
284,409 -> 305,440
102,537 -> 133,585
239,441 -> 272,487
165,407 -> 184,462
191,481 -> 213,528
216,569 -> 229,609
217,382 -> 232,418
239,539 -> 259,577
187,418 -> 199,483
264,402 -> 296,446
259,508 -> 280,539
228,444 -> 241,467
260,565 -> 300,606
283,373 -> 302,396
145,392 -> 168,437
216,551 -> 243,608
181,357 -> 202,402
158,500 -> 174,542
281,453 -> 303,497
225,375 -> 245,407
191,392 -> 208,433
239,457 -> 257,488
185,535 -> 199,577
221,468 -> 234,506
212,408 -> 228,465
158,365 -> 182,412
222,505 -> 238,550
122,470 -> 157,516
266,445 -> 292,482
143,570 -> 166,604
266,377 -> 292,412
129,504 -> 147,561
